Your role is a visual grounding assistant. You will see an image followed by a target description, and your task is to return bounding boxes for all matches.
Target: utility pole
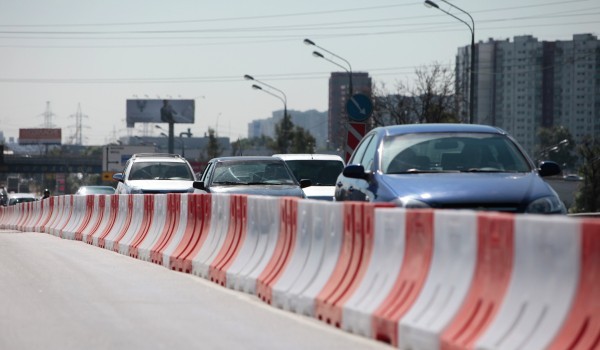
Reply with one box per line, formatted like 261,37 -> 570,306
39,101 -> 57,128
69,103 -> 88,145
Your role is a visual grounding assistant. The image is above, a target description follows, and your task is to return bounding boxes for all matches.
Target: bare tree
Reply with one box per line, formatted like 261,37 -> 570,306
372,62 -> 460,126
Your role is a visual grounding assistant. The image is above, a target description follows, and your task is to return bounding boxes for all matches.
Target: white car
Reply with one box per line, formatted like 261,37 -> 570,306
113,153 -> 196,194
8,193 -> 38,205
273,154 -> 345,201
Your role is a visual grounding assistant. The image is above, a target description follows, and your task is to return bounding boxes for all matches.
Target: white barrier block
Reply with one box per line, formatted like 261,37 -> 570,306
474,215 -> 580,350
399,210 -> 478,350
226,196 -> 280,293
287,201 -> 344,317
61,196 -> 88,240
191,194 -> 230,278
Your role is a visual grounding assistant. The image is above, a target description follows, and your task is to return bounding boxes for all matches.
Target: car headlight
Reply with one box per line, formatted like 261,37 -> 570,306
526,196 -> 566,214
393,197 -> 431,209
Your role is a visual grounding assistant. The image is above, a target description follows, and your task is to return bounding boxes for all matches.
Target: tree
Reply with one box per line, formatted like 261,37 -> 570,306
371,62 -> 459,127
571,137 -> 600,213
289,126 -> 316,153
535,126 -> 577,170
271,113 -> 294,154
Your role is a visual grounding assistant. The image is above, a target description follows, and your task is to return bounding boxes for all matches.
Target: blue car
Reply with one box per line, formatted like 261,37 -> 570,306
335,124 -> 566,214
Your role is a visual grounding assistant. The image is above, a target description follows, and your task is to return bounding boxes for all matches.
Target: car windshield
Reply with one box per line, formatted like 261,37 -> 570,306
212,161 -> 296,185
284,160 -> 344,186
77,186 -> 115,195
382,132 -> 532,174
129,162 -> 193,180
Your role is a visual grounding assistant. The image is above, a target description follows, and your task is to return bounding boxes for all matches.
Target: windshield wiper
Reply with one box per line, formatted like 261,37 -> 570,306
388,169 -> 445,174
212,181 -> 242,185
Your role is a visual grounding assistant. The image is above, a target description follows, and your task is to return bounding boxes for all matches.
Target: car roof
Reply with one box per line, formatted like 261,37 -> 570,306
375,123 -> 506,136
8,193 -> 37,198
273,154 -> 344,162
131,154 -> 189,163
211,156 -> 284,162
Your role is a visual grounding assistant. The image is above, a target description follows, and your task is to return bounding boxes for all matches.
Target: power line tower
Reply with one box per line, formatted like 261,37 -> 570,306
39,101 -> 57,128
69,103 -> 88,145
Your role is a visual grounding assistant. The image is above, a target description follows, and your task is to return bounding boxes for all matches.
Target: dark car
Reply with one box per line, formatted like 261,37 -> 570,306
193,156 -> 310,198
335,124 -> 566,214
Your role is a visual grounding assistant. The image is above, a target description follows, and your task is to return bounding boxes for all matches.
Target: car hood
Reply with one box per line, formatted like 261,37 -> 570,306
128,180 -> 194,191
208,184 -> 305,198
379,172 -> 551,205
303,185 -> 336,201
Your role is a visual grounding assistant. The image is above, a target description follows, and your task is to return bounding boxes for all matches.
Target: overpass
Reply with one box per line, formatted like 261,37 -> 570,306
0,154 -> 102,174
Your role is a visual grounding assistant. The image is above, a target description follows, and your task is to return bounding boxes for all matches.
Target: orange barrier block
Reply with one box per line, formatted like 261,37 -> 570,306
209,195 -> 248,286
256,197 -> 299,304
314,202 -> 373,328
72,195 -> 95,241
440,213 -> 515,350
169,194 -> 212,273
547,219 -> 600,350
149,193 -> 181,265
90,195 -> 120,246
128,195 -> 155,259
370,209 -> 434,346
106,195 -> 135,251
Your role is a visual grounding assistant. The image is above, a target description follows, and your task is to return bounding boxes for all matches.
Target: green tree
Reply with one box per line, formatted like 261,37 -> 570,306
571,137 -> 600,213
535,126 -> 577,169
271,113 -> 294,153
289,126 -> 316,153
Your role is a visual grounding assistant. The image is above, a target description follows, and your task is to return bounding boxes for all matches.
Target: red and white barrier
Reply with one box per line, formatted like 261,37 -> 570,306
2,193 -> 599,350
226,195 -> 281,294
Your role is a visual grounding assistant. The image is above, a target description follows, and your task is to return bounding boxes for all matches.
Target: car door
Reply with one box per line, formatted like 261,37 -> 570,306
336,133 -> 376,201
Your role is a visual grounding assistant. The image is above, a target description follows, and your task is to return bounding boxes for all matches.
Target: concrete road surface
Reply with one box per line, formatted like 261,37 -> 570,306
0,230 -> 392,350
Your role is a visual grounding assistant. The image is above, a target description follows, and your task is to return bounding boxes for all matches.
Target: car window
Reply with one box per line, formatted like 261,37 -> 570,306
382,132 -> 532,173
349,133 -> 375,166
284,160 -> 344,186
212,161 -> 295,185
129,162 -> 193,180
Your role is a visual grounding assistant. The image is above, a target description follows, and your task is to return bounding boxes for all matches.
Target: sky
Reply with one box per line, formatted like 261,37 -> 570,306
1,0 -> 599,145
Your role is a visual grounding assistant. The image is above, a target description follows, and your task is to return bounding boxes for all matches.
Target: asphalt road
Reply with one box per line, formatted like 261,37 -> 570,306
0,229 -> 391,350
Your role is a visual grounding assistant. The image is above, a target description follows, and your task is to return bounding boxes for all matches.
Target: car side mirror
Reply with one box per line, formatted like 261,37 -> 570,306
299,179 -> 312,188
112,173 -> 124,182
342,164 -> 370,181
538,161 -> 561,177
192,181 -> 207,191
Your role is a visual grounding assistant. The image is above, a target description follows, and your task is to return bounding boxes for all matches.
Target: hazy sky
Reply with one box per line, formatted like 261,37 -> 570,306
1,0 -> 598,145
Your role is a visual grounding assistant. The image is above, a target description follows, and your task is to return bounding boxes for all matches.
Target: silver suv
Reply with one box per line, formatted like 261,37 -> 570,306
113,153 -> 196,194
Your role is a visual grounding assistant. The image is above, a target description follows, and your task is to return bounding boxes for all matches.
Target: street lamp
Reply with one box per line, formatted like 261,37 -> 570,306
244,75 -> 288,118
304,38 -> 353,95
425,0 -> 475,124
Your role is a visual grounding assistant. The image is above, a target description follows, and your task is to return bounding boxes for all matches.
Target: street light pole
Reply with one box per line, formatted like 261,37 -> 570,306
244,75 -> 288,118
304,39 -> 353,95
425,0 -> 475,124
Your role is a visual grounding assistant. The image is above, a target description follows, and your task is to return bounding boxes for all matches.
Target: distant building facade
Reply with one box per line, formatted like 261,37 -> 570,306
247,109 -> 328,149
457,34 -> 600,155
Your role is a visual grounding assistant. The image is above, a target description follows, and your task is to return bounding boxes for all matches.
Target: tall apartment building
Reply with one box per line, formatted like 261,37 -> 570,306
457,34 -> 599,155
328,72 -> 372,151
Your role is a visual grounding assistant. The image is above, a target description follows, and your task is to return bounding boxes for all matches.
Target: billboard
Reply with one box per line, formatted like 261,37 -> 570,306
126,99 -> 195,127
19,128 -> 62,145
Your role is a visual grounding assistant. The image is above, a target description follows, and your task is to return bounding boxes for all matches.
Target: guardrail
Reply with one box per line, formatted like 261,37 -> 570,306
1,194 -> 598,349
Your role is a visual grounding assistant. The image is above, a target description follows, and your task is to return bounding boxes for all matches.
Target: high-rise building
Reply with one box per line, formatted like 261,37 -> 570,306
327,72 -> 372,151
457,34 -> 599,155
